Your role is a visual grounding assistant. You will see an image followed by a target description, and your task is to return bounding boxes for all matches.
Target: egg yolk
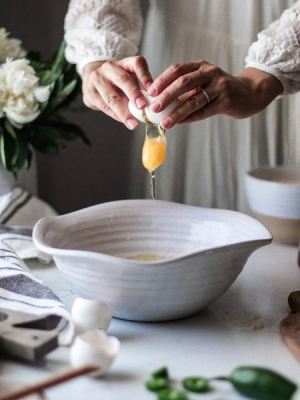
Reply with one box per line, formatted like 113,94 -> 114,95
142,136 -> 166,173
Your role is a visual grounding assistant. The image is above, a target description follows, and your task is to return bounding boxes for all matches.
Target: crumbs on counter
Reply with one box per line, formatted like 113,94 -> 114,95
252,321 -> 265,330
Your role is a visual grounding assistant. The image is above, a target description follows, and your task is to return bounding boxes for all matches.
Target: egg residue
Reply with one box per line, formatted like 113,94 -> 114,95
142,135 -> 166,173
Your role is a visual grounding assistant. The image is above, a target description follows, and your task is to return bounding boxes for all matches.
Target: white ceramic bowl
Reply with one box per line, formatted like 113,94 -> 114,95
33,200 -> 272,321
245,166 -> 300,245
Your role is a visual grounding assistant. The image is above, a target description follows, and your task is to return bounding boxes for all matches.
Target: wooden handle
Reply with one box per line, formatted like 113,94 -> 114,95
0,366 -> 100,400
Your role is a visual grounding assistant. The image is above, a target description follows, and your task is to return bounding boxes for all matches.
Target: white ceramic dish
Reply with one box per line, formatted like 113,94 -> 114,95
245,166 -> 300,245
33,200 -> 272,322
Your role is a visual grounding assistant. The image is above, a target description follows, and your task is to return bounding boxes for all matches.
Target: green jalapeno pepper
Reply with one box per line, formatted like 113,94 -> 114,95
157,389 -> 188,400
182,376 -> 209,393
228,366 -> 297,400
145,377 -> 169,392
152,366 -> 169,379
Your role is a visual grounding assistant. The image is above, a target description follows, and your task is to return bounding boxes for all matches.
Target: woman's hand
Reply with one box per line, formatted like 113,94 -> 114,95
82,56 -> 153,130
146,61 -> 283,129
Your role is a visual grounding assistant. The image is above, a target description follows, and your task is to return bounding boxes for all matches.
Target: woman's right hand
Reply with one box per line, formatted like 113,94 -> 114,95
82,56 -> 153,130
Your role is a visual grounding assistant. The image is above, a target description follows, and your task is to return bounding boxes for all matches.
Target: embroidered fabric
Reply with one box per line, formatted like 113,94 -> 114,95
246,1 -> 300,94
64,0 -> 300,94
64,0 -> 143,75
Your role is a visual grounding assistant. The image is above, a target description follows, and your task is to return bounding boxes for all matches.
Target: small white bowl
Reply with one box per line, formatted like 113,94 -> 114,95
33,200 -> 271,321
245,166 -> 300,245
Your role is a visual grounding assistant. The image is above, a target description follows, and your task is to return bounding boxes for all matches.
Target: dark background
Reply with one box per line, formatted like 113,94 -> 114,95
0,1 -> 148,214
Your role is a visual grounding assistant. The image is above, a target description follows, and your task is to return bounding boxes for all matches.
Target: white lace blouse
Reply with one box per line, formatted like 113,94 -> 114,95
64,0 -> 143,75
64,0 -> 300,94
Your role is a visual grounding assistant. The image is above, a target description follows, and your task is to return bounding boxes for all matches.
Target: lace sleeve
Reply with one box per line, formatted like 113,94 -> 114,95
64,0 -> 143,75
245,1 -> 300,94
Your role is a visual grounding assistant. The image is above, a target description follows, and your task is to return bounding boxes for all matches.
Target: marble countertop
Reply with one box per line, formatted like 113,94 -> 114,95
1,241 -> 300,399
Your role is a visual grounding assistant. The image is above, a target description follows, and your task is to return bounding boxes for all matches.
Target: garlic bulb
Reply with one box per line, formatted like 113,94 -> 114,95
128,89 -> 179,125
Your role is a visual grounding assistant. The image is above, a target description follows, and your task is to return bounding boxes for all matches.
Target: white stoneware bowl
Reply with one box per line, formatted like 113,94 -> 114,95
33,200 -> 272,321
245,166 -> 300,245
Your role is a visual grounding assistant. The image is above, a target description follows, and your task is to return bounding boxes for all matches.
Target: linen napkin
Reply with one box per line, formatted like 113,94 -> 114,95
0,187 -> 57,262
0,188 -> 74,345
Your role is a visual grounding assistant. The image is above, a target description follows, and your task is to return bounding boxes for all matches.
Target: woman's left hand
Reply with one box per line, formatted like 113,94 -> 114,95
146,61 -> 283,129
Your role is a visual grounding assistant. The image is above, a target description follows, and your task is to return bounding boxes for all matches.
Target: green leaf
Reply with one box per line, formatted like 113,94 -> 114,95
27,50 -> 42,61
28,58 -> 46,72
0,129 -> 19,173
0,128 -> 6,169
37,41 -> 67,86
4,119 -> 17,140
38,68 -> 62,86
26,147 -> 33,170
14,141 -> 29,172
55,79 -> 77,108
39,75 -> 64,116
40,119 -> 91,145
52,41 -> 67,72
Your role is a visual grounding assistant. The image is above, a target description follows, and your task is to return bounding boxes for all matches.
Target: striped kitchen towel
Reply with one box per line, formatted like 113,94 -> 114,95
0,237 -> 74,345
0,188 -> 74,345
0,188 -> 57,262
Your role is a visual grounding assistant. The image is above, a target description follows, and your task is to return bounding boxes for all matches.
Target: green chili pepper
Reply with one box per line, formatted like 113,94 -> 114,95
145,377 -> 169,392
228,366 -> 297,400
182,376 -> 209,393
157,389 -> 188,400
152,366 -> 169,379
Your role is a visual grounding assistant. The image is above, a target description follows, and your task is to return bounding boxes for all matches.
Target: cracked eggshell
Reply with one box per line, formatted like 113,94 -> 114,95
71,298 -> 114,333
70,330 -> 120,377
128,89 -> 179,125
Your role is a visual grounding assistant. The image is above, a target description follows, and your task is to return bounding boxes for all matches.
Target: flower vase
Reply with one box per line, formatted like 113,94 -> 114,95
0,154 -> 38,197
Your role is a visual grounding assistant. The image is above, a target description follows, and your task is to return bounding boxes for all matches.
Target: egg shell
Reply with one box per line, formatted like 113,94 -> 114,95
128,89 -> 179,125
71,298 -> 114,333
70,330 -> 120,377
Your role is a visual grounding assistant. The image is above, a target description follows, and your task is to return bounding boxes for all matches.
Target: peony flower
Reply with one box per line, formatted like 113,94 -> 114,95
0,58 -> 51,125
0,28 -> 26,63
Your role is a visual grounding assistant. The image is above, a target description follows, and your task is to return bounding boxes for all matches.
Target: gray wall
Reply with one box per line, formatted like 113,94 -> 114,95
0,1 -> 147,214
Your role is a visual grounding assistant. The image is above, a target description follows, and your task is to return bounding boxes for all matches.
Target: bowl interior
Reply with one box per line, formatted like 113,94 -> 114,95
38,201 -> 271,261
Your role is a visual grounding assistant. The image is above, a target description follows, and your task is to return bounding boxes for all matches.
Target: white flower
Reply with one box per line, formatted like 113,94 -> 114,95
0,28 -> 26,63
0,58 -> 51,125
34,85 -> 52,103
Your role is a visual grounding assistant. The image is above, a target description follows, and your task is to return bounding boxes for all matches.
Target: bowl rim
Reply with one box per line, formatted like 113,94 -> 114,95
33,200 -> 273,265
246,165 -> 300,187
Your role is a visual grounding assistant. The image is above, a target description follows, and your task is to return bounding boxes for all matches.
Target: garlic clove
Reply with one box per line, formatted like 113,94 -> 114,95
71,298 -> 114,333
70,330 -> 120,377
128,90 -> 179,126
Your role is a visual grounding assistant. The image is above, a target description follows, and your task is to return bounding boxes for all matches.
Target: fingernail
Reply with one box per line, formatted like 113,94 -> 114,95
148,85 -> 157,96
135,96 -> 147,109
161,117 -> 172,129
150,101 -> 161,113
126,118 -> 138,130
145,81 -> 153,90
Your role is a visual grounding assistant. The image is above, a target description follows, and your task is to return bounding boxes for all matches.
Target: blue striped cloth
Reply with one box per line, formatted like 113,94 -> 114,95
0,188 -> 74,345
